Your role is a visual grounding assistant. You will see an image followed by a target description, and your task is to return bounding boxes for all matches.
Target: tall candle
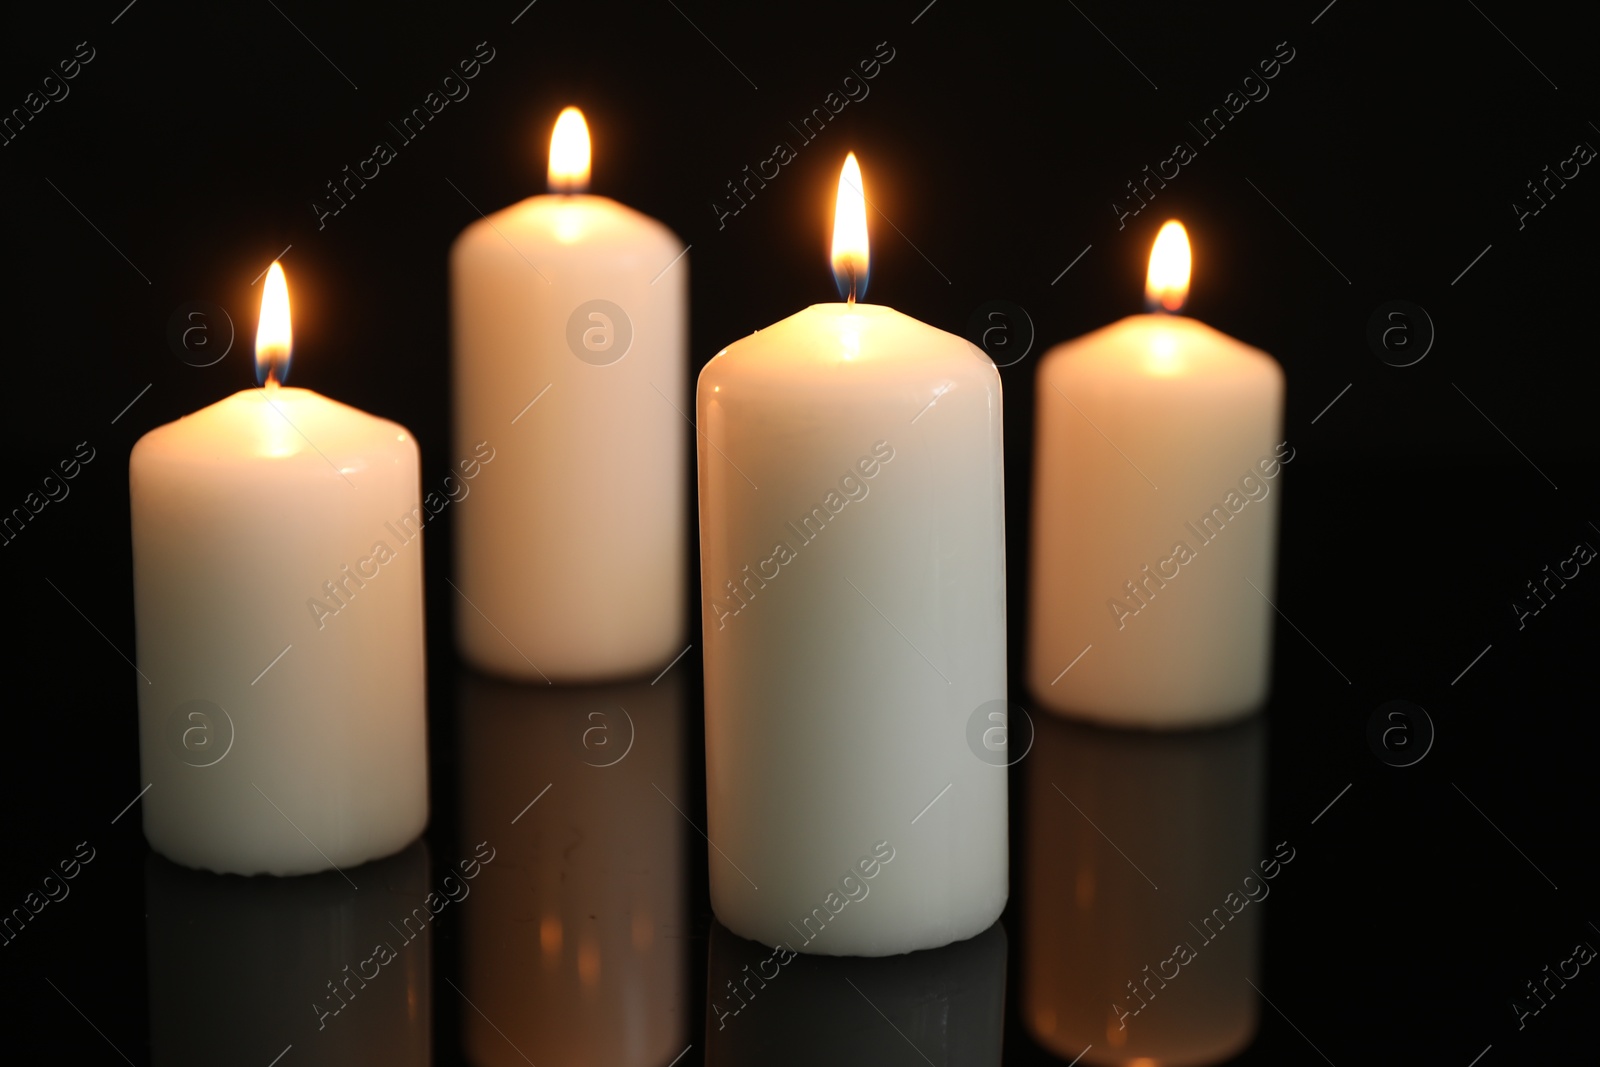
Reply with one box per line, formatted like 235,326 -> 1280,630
130,263 -> 428,876
1028,222 -> 1287,727
697,155 -> 1008,957
451,107 -> 688,682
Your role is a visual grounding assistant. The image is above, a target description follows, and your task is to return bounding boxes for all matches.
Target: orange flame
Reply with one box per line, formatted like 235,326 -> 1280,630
1145,220 -> 1191,313
255,261 -> 292,386
831,153 -> 869,302
549,107 -> 591,194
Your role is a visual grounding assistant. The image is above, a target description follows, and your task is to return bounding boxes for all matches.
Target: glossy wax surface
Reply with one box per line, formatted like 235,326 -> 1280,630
451,193 -> 688,682
1029,314 -> 1285,726
697,302 -> 1009,956
130,386 -> 428,875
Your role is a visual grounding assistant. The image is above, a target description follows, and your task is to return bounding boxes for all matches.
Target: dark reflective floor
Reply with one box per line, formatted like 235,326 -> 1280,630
133,652 -> 1276,1067
145,842 -> 433,1065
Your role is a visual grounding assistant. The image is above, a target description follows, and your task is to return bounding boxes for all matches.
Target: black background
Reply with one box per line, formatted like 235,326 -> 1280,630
1,0 -> 1596,1062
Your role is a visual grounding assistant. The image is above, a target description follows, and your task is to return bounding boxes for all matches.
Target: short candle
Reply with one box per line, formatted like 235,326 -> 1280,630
130,263 -> 428,875
1028,222 -> 1287,727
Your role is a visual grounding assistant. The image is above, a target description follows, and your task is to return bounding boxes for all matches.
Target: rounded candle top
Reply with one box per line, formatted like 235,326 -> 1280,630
455,105 -> 680,260
1050,313 -> 1279,383
1045,219 -> 1280,384
700,302 -> 998,410
135,258 -> 414,476
455,195 -> 681,261
131,388 -> 414,474
702,154 -> 994,403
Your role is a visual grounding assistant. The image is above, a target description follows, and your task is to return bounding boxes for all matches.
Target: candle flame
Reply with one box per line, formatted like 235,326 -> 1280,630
1145,220 -> 1191,313
255,261 -> 292,387
549,107 -> 591,194
831,152 -> 869,303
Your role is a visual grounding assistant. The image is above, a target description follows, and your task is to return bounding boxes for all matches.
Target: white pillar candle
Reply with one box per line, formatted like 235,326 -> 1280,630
1028,222 -> 1287,727
130,263 -> 428,876
456,671 -> 688,1067
451,107 -> 688,682
697,155 -> 1008,957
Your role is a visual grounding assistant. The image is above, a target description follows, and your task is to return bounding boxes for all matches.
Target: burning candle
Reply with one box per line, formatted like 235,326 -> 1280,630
451,107 -> 689,682
130,263 -> 428,876
696,154 -> 1008,957
1028,221 -> 1287,727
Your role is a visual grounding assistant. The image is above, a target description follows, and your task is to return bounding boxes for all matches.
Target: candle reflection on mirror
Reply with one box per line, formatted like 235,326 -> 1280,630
144,841 -> 431,1066
457,669 -> 689,1067
704,918 -> 1006,1066
1024,713 -> 1266,1066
